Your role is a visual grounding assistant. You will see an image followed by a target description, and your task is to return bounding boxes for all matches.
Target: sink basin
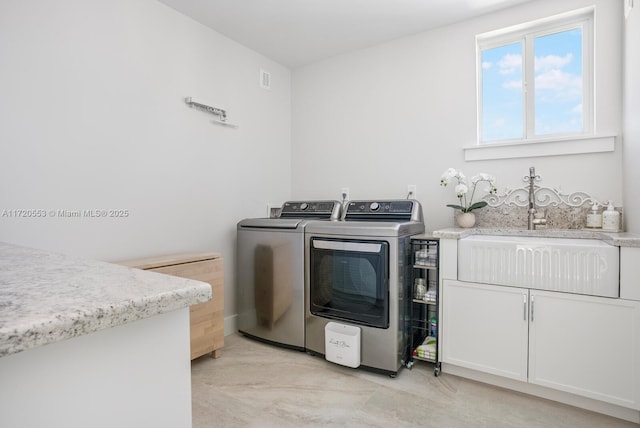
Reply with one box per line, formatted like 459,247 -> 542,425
457,235 -> 619,297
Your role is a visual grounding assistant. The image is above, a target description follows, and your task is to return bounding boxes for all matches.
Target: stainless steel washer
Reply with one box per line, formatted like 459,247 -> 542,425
236,201 -> 341,350
305,200 -> 424,375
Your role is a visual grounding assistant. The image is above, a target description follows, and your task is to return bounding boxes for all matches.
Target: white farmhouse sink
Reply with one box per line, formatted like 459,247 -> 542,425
457,235 -> 619,297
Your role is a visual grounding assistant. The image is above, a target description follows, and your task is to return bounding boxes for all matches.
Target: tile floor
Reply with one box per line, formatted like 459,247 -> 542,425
191,334 -> 638,427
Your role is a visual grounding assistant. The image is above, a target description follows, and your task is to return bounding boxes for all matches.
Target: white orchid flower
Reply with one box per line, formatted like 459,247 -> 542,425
440,167 -> 498,213
440,168 -> 458,186
455,183 -> 468,198
484,185 -> 498,194
472,173 -> 494,183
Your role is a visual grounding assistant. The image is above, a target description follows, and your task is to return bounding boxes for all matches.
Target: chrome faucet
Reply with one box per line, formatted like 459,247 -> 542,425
526,167 -> 547,230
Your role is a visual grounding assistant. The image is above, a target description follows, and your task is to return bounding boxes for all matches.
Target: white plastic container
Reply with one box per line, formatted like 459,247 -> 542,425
602,201 -> 621,231
586,202 -> 602,228
325,322 -> 361,368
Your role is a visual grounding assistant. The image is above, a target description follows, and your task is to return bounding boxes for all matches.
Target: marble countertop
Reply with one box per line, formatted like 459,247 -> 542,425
430,228 -> 640,247
0,242 -> 212,358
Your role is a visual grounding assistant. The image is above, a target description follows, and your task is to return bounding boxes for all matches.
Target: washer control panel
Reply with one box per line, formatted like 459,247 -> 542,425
344,200 -> 422,222
279,201 -> 342,219
347,200 -> 413,214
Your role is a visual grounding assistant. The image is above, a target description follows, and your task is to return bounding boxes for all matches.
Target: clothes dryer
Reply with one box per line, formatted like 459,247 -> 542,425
305,200 -> 424,375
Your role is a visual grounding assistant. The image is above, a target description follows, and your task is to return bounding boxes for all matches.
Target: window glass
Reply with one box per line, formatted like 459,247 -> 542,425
481,42 -> 523,142
477,9 -> 592,145
534,28 -> 583,135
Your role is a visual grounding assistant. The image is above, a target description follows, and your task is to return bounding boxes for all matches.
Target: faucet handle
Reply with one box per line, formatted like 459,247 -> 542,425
534,208 -> 547,219
523,166 -> 541,183
532,209 -> 548,229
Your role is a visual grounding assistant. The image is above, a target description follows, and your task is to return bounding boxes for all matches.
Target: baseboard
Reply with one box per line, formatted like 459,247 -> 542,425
441,363 -> 640,424
224,314 -> 237,337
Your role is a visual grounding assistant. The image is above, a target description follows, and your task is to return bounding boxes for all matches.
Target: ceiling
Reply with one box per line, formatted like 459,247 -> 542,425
157,0 -> 540,69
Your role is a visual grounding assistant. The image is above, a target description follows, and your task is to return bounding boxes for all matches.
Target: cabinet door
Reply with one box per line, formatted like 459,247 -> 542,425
529,290 -> 640,409
442,280 -> 529,381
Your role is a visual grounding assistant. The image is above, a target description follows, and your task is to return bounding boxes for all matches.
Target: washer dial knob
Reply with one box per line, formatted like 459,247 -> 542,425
299,203 -> 309,210
369,202 -> 380,211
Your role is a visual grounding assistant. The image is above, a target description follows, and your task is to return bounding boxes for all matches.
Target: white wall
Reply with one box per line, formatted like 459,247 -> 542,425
623,1 -> 640,233
0,0 -> 292,319
292,0 -> 624,231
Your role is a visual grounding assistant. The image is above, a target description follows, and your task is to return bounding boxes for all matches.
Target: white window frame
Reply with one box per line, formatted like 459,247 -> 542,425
467,7 -> 613,161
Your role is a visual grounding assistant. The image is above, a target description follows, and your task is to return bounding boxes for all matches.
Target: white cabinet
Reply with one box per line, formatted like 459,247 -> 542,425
529,290 -> 640,408
442,280 -> 528,381
443,280 -> 640,410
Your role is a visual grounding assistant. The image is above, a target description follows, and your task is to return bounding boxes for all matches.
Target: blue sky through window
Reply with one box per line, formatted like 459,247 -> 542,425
482,42 -> 523,141
481,28 -> 583,142
534,29 -> 583,135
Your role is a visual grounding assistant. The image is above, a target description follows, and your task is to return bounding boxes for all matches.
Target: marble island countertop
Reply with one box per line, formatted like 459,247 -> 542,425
430,228 -> 640,247
0,242 -> 212,358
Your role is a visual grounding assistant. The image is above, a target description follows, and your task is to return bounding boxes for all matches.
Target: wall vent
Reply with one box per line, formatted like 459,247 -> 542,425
260,69 -> 271,90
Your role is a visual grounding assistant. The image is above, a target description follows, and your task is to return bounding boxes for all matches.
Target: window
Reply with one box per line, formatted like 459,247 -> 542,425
477,8 -> 593,145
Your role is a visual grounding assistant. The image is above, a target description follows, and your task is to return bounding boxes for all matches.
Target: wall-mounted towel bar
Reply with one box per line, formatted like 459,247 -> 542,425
184,97 -> 239,128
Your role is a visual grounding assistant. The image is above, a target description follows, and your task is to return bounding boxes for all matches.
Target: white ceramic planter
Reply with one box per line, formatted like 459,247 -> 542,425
456,212 -> 476,228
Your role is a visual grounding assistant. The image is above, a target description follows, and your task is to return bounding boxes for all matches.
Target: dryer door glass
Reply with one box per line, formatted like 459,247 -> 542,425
309,238 -> 389,328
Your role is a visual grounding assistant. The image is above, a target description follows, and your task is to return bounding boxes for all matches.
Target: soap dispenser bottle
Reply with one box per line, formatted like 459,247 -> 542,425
602,201 -> 621,231
586,202 -> 602,229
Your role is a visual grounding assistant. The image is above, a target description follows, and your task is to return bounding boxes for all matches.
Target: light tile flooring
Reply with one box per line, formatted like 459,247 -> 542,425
191,334 -> 637,427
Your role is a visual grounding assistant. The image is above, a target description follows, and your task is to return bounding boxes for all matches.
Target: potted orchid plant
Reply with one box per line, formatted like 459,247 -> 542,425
440,168 -> 497,228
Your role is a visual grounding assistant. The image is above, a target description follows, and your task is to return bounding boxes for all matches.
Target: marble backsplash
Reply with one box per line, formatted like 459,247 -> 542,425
468,205 -> 624,230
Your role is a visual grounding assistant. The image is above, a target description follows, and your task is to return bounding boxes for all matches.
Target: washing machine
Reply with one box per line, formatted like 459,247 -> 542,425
305,200 -> 424,375
236,201 -> 341,350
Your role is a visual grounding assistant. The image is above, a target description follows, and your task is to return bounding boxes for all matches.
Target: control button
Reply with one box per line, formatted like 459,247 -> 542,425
370,202 -> 380,211
300,203 -> 309,210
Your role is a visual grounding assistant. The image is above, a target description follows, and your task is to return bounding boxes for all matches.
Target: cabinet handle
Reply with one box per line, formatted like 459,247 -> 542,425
530,297 -> 535,322
523,295 -> 527,321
